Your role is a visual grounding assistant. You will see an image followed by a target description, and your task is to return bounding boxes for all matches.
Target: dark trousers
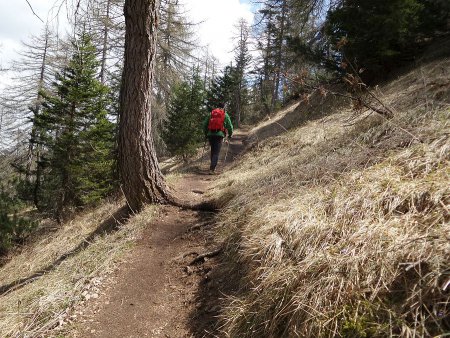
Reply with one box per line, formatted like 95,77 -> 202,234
208,135 -> 223,170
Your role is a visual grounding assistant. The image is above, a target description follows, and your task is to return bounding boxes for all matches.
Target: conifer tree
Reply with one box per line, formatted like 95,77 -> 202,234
34,32 -> 115,219
324,0 -> 449,81
251,0 -> 333,114
154,0 -> 199,154
0,185 -> 35,253
252,3 -> 281,114
163,71 -> 206,158
232,19 -> 252,127
0,27 -> 62,206
206,66 -> 237,111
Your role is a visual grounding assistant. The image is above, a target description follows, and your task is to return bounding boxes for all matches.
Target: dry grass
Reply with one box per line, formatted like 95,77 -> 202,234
210,57 -> 450,337
0,200 -> 157,337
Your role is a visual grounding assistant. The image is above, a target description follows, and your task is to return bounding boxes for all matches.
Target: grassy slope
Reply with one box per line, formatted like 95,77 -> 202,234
0,200 -> 156,337
210,55 -> 449,337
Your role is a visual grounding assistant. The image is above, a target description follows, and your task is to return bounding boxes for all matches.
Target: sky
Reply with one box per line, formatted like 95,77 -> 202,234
0,0 -> 255,80
0,0 -> 66,67
185,0 -> 254,65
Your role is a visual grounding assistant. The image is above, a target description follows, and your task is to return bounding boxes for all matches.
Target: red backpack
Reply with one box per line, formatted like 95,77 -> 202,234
207,108 -> 226,133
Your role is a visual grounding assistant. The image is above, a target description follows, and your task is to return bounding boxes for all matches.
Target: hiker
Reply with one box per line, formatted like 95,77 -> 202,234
203,107 -> 233,174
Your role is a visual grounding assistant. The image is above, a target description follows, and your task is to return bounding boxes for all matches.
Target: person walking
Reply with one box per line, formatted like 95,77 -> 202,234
203,106 -> 233,174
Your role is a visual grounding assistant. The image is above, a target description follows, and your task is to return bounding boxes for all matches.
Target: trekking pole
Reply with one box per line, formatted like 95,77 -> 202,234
224,138 -> 230,164
201,140 -> 208,166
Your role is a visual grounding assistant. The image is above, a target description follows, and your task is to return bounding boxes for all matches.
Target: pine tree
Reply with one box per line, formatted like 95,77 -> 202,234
207,74 -> 226,112
232,19 -> 252,127
34,32 -> 115,219
206,66 -> 237,110
251,0 -> 334,114
154,0 -> 199,154
252,2 -> 281,114
163,71 -> 206,158
325,0 -> 427,81
0,185 -> 35,253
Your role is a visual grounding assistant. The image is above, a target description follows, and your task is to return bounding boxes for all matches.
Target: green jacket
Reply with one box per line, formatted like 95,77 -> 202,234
203,112 -> 233,138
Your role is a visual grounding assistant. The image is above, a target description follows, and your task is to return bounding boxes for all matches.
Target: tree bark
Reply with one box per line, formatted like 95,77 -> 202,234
271,0 -> 287,113
27,29 -> 50,207
100,0 -> 111,84
118,0 -> 171,211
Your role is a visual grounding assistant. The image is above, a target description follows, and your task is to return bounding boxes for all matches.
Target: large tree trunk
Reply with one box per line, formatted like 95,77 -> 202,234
118,0 -> 171,211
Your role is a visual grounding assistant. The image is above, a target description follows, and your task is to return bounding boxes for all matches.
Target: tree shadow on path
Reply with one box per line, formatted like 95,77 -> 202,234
0,206 -> 130,296
188,251 -> 247,338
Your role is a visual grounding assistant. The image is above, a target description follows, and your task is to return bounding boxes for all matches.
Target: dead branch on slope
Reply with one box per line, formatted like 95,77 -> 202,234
282,72 -> 395,119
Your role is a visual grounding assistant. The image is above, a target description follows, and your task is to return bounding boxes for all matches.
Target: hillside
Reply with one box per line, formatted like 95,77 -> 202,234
0,47 -> 448,337
208,51 -> 450,336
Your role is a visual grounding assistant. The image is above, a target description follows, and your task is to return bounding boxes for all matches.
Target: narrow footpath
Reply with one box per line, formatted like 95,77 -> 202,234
73,132 -> 246,338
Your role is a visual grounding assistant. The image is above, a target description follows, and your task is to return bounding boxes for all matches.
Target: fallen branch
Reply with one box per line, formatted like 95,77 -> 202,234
189,248 -> 222,265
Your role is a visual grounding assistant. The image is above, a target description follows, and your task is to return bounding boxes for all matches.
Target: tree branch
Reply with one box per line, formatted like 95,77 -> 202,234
25,0 -> 44,23
282,72 -> 394,119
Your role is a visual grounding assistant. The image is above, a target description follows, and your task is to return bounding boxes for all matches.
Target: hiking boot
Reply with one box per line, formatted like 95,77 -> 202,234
209,169 -> 215,175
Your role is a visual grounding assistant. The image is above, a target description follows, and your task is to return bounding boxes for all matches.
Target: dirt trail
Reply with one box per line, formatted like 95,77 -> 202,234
73,132 -> 246,338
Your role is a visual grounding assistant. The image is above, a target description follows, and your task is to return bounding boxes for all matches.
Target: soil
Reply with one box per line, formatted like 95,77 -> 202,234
72,132 -> 246,338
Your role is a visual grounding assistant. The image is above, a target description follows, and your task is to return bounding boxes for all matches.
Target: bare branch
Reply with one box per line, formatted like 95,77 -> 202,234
282,72 -> 395,119
25,0 -> 45,23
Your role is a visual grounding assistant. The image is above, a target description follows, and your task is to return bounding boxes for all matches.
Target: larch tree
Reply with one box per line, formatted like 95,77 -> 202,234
232,19 -> 252,127
118,0 -> 172,211
65,0 -> 125,85
249,0 -> 333,117
1,26 -> 62,206
153,0 -> 198,154
252,5 -> 277,115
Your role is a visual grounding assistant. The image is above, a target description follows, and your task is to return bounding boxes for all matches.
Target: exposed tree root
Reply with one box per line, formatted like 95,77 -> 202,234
187,221 -> 212,233
189,248 -> 222,265
169,198 -> 219,212
171,251 -> 199,263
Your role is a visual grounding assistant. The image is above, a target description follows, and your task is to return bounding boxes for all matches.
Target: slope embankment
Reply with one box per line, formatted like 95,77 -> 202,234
206,54 -> 449,337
